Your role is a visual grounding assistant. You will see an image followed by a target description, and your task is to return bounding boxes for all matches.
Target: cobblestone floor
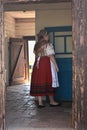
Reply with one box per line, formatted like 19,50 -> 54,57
6,84 -> 72,130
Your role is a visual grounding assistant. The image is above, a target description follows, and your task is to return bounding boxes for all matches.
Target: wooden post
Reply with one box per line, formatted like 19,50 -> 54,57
72,0 -> 87,129
0,0 -> 5,130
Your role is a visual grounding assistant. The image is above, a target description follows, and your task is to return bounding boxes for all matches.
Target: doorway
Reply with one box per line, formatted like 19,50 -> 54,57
23,36 -> 36,85
28,39 -> 35,84
3,1 -> 72,130
4,11 -> 36,86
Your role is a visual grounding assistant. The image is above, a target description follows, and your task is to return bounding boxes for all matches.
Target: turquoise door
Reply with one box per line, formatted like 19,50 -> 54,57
45,26 -> 72,101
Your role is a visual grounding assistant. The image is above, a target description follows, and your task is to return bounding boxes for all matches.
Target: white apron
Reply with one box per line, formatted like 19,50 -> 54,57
50,61 -> 59,88
46,43 -> 59,88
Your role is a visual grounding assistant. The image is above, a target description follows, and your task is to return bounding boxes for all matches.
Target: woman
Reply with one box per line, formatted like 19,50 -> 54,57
30,29 -> 60,108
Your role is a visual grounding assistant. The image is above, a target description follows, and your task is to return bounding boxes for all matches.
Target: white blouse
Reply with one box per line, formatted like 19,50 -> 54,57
46,43 -> 55,56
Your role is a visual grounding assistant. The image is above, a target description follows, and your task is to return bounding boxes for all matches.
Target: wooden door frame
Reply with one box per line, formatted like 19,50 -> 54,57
0,1 -> 5,130
0,0 -> 87,130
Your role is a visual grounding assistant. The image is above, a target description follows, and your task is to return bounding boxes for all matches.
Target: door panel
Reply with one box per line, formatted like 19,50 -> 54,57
45,26 -> 72,101
9,38 -> 29,85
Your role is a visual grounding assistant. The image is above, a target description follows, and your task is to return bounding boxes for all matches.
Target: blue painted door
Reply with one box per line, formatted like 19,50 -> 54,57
45,26 -> 72,101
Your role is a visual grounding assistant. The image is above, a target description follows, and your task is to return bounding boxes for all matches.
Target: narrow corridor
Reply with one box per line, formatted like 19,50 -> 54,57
6,84 -> 72,130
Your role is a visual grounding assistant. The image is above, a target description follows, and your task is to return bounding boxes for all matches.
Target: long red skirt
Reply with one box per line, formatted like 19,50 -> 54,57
30,56 -> 55,96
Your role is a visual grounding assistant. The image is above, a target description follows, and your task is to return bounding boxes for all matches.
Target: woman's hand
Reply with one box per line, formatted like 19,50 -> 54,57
55,65 -> 59,72
49,54 -> 59,72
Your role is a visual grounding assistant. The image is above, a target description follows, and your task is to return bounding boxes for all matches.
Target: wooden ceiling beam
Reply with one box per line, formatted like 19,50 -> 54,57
4,0 -> 71,4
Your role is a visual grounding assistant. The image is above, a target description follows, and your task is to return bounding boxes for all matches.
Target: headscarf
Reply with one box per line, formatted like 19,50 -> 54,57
34,29 -> 48,55
34,39 -> 47,55
37,29 -> 48,42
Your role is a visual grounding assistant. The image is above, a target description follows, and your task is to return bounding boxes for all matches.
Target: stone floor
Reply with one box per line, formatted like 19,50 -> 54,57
5,84 -> 72,130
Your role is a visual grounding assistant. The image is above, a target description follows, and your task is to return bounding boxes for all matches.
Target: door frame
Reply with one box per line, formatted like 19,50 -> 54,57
0,0 -> 87,130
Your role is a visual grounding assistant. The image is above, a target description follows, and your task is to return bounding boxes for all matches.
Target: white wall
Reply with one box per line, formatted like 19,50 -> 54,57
36,2 -> 72,33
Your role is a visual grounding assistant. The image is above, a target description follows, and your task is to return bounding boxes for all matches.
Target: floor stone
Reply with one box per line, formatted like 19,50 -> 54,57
5,84 -> 72,130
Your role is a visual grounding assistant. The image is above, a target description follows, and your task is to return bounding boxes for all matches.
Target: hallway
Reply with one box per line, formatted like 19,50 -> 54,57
6,84 -> 72,130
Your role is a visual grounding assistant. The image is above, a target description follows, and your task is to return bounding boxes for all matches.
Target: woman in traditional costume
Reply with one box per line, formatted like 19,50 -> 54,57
30,29 -> 60,108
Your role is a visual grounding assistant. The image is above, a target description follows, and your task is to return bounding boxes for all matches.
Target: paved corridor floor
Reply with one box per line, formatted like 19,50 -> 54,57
6,84 -> 72,130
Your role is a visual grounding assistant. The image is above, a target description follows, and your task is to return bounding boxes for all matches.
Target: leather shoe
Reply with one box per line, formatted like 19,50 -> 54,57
50,103 -> 61,107
38,105 -> 45,108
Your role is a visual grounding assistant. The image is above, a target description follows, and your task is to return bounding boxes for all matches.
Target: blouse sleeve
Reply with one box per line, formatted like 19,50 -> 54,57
46,43 -> 55,55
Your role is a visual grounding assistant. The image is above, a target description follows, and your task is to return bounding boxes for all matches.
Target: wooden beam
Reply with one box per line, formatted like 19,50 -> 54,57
4,0 -> 71,4
72,0 -> 87,129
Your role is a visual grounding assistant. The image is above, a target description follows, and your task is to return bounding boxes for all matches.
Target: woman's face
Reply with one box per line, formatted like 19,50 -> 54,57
44,34 -> 49,41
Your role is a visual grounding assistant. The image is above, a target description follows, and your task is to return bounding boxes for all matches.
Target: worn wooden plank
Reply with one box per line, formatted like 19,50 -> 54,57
0,0 -> 5,130
72,0 -> 87,130
4,0 -> 71,4
4,13 -> 15,37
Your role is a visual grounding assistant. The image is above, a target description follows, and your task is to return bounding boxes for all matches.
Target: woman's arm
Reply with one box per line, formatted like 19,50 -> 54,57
49,54 -> 59,72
